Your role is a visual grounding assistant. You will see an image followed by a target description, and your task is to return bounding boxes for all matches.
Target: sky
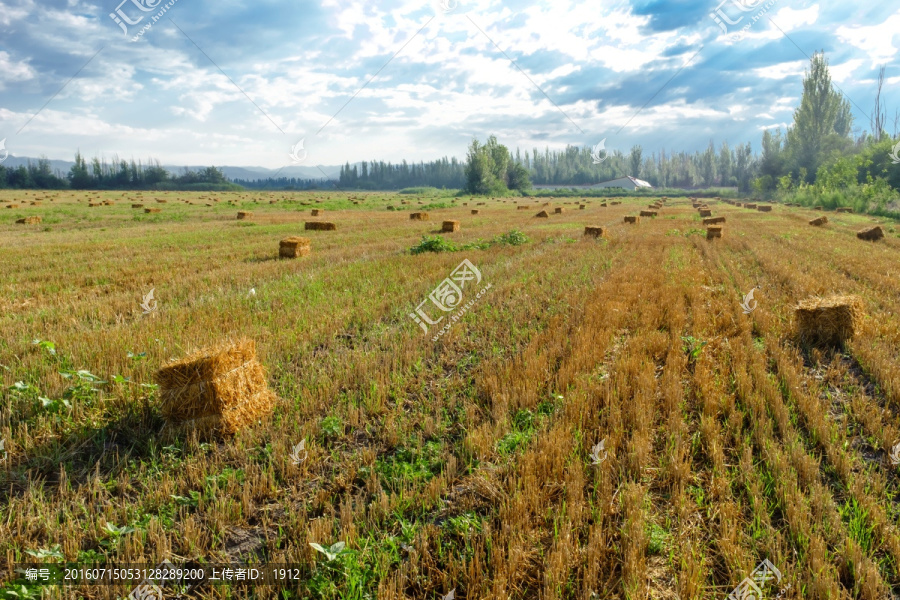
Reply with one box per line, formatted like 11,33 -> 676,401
0,0 -> 898,170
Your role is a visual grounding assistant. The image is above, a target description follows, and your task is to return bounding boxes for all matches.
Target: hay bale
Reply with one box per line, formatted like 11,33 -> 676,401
311,209 -> 322,216
699,209 -> 712,217
156,199 -> 167,203
757,205 -> 772,212
132,203 -> 144,209
6,204 -> 20,208
584,226 -> 605,237
554,207 -> 565,214
16,216 -> 42,225
813,206 -> 823,211
639,210 -> 657,217
624,216 -> 640,224
442,220 -> 460,232
795,295 -> 864,347
579,205 -> 586,210
154,338 -> 277,436
856,226 -> 884,241
410,212 -> 429,220
702,216 -> 726,225
706,226 -> 723,240
600,203 -> 608,207
809,216 -> 828,226
144,208 -> 161,213
305,221 -> 337,231
237,211 -> 252,220
611,201 -> 622,205
279,236 -> 311,258
744,203 -> 757,209
535,210 -> 550,218
471,209 -> 480,215
836,207 -> 852,213
517,206 -> 530,210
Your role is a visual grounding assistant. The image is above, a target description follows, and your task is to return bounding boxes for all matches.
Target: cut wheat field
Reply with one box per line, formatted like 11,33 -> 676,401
2,189 -> 900,600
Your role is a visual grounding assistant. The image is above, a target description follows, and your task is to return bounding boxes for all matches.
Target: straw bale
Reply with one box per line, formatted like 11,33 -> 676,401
144,208 -> 161,213
554,207 -> 565,214
744,203 -> 757,209
154,338 -> 276,436
584,226 -> 605,237
156,199 -> 167,203
706,226 -> 723,239
279,236 -> 311,258
16,216 -> 42,225
517,206 -> 530,210
579,205 -> 586,209
640,210 -> 658,217
410,212 -> 429,220
305,221 -> 337,231
757,205 -> 772,212
813,206 -> 823,210
237,211 -> 252,219
809,216 -> 828,226
836,207 -> 853,213
611,201 -> 622,205
442,220 -> 460,232
795,295 -> 864,347
535,210 -> 550,218
600,203 -> 608,207
856,226 -> 884,241
703,217 -> 726,225
311,209 -> 322,216
699,209 -> 712,217
471,209 -> 480,215
624,216 -> 640,224
6,204 -> 19,208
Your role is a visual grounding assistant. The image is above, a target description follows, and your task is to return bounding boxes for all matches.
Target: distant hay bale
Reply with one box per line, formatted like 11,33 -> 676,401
579,205 -> 586,209
624,216 -> 640,224
795,295 -> 864,347
30,201 -> 42,206
410,212 -> 429,220
311,209 -> 322,216
611,201 -> 622,205
442,220 -> 460,232
535,210 -> 550,218
744,203 -> 757,209
856,226 -> 884,241
699,209 -> 712,217
237,211 -> 252,220
154,338 -> 277,436
706,226 -> 723,240
584,226 -> 605,237
305,221 -> 337,231
600,203 -> 608,207
144,208 -> 161,213
517,206 -> 530,210
279,236 -> 311,259
809,216 -> 828,226
813,206 -> 823,211
757,205 -> 772,212
836,207 -> 853,213
640,210 -> 657,217
156,199 -> 167,204
16,216 -> 42,225
6,204 -> 20,208
471,209 -> 480,215
703,216 -> 726,225
132,204 -> 143,209
554,207 -> 565,214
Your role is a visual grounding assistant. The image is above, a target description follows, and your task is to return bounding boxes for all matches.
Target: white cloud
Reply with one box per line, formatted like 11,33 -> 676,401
836,12 -> 900,66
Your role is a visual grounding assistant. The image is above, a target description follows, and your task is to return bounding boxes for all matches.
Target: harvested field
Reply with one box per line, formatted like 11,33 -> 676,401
2,190 -> 900,600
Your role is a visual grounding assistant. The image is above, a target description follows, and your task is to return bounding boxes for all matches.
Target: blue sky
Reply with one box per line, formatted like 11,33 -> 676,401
0,0 -> 897,169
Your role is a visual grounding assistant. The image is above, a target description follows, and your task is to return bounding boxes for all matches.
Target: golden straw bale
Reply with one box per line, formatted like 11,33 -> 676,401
16,216 -> 42,225
471,209 -> 480,215
279,236 -> 311,258
442,220 -> 460,232
535,210 -> 550,218
517,206 -> 530,210
795,295 -> 864,347
132,203 -> 144,209
237,211 -> 252,219
144,208 -> 161,213
579,205 -> 586,209
600,203 -> 608,207
639,210 -> 658,217
611,201 -> 622,205
813,206 -> 823,211
703,216 -> 726,225
744,203 -> 757,209
584,226 -> 605,237
311,209 -> 322,216
699,209 -> 712,217
156,199 -> 167,203
409,212 -> 429,220
757,205 -> 772,212
856,226 -> 884,241
6,204 -> 20,208
624,216 -> 640,224
554,207 -> 565,214
836,207 -> 853,213
305,221 -> 337,231
706,226 -> 723,240
809,216 -> 828,226
154,338 -> 277,436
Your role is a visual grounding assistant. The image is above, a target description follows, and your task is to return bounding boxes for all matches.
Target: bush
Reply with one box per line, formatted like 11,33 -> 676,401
410,235 -> 459,254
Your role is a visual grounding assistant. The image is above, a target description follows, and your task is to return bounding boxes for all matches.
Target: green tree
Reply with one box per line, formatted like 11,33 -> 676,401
628,145 -> 642,177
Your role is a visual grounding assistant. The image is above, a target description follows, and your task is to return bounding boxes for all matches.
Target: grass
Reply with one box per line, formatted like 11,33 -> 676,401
1,190 -> 900,598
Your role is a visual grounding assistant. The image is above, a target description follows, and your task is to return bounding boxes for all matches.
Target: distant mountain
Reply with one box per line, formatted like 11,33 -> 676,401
1,156 -> 346,181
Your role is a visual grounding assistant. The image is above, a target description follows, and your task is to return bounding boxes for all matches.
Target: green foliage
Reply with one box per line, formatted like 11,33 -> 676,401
321,415 -> 343,439
680,336 -> 708,362
410,235 -> 460,255
409,230 -> 530,254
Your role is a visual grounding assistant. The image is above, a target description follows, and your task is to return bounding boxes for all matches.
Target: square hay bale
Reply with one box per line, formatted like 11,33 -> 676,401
471,209 -> 480,215
813,206 -> 823,211
744,203 -> 757,209
237,211 -> 252,220
757,205 -> 772,212
624,216 -> 640,224
856,226 -> 884,241
639,210 -> 657,217
132,203 -> 144,209
144,208 -> 161,213
702,216 -> 726,225
31,201 -> 42,206
409,212 -> 429,220
809,216 -> 828,226
836,207 -> 853,213
16,216 -> 42,225
579,205 -> 586,209
699,209 -> 712,217
156,199 -> 167,203
611,201 -> 622,205
795,295 -> 864,347
6,204 -> 20,208
279,236 -> 311,258
600,203 -> 608,207
442,220 -> 460,232
305,221 -> 337,231
311,209 -> 322,216
584,226 -> 605,237
535,210 -> 550,218
706,226 -> 723,240
517,206 -> 530,210
554,207 -> 565,214
154,338 -> 277,436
